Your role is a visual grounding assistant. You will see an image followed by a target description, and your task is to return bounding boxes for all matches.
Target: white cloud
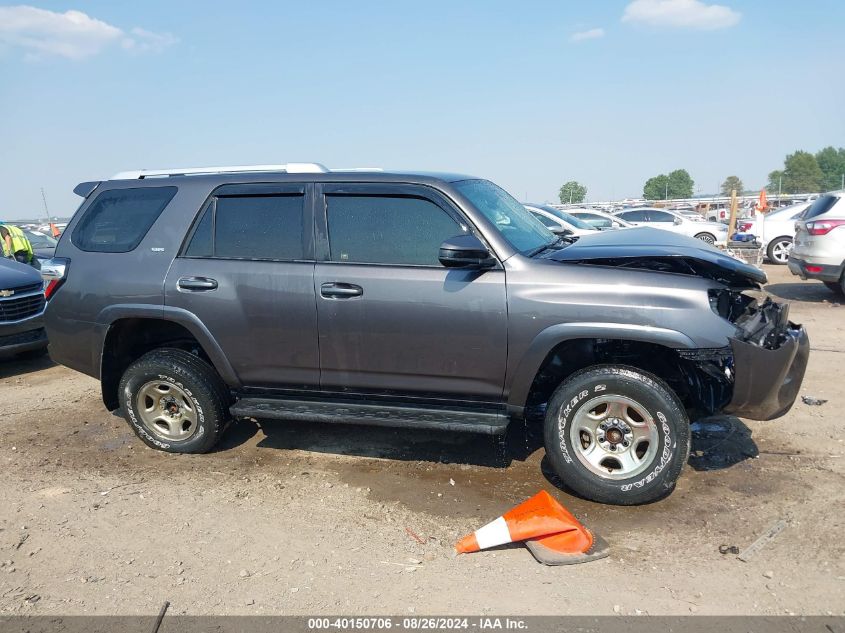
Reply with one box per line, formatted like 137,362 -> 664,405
622,0 -> 741,30
0,5 -> 177,60
570,28 -> 605,42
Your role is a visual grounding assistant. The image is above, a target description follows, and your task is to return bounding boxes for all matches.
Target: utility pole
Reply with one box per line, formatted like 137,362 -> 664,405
40,188 -> 50,222
778,175 -> 782,199
664,181 -> 668,201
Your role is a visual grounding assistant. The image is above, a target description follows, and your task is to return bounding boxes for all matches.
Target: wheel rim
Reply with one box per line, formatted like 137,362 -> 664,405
771,239 -> 792,263
135,380 -> 198,441
567,395 -> 659,480
696,233 -> 715,244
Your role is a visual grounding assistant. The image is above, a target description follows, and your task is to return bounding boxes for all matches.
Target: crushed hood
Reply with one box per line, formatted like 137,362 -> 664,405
545,227 -> 767,287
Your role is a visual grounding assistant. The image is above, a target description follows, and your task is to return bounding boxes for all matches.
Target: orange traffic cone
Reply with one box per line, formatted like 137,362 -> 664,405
455,490 -> 608,564
49,223 -> 60,238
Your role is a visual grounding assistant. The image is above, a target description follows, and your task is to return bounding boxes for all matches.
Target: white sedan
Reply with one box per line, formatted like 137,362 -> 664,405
522,204 -> 599,237
613,207 -> 728,245
759,202 -> 811,264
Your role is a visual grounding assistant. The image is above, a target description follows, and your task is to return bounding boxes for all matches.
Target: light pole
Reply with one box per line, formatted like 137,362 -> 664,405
664,181 -> 668,201
778,175 -> 782,199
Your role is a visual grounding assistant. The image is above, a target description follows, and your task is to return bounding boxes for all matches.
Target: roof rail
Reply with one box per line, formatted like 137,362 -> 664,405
110,163 -> 329,180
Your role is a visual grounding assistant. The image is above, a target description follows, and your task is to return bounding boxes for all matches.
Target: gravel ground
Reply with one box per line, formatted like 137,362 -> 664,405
0,264 -> 843,616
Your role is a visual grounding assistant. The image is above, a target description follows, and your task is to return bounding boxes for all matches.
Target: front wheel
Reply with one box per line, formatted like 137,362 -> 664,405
766,237 -> 792,265
694,232 -> 716,245
543,366 -> 690,505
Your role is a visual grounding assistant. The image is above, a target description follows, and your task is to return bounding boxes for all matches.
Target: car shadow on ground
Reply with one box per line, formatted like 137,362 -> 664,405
218,414 -> 758,474
766,281 -> 840,304
0,353 -> 55,379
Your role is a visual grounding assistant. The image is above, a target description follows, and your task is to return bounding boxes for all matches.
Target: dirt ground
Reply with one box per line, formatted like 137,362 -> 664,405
0,264 -> 843,616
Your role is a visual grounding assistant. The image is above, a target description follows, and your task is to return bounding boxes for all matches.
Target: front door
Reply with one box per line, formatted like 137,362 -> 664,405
165,183 -> 319,388
314,184 -> 508,401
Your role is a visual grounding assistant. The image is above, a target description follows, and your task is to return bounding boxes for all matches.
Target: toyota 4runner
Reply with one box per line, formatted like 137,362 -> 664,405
43,163 -> 809,505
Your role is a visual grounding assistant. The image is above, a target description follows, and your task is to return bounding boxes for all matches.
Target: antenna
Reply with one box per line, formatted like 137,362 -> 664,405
40,187 -> 50,221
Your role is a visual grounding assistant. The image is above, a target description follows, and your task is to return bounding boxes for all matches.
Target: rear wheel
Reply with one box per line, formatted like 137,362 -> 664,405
543,365 -> 689,505
766,237 -> 792,265
694,232 -> 716,245
118,348 -> 230,453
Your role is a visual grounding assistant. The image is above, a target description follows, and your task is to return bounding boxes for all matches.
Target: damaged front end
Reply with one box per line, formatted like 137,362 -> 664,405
681,291 -> 810,421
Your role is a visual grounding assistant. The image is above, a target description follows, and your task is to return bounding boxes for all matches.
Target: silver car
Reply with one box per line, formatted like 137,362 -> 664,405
788,192 -> 845,293
614,207 -> 728,245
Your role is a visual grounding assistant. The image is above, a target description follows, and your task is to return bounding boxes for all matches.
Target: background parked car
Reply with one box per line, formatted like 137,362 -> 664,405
788,192 -> 845,293
522,203 -> 598,237
754,202 -> 811,265
24,230 -> 58,264
569,209 -> 635,231
0,257 -> 48,360
613,207 -> 728,245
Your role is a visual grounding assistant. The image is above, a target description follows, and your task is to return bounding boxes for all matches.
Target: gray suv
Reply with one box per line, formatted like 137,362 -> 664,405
43,163 -> 809,505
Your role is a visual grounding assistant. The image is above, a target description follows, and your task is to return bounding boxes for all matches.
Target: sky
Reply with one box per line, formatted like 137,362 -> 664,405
1,0 -> 843,219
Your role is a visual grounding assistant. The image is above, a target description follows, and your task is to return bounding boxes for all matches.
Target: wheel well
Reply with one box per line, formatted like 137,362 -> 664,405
523,338 -> 724,422
100,318 -> 214,411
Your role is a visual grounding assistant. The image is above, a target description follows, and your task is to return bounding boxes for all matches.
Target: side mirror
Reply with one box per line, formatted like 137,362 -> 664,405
550,226 -> 574,237
438,234 -> 495,269
673,217 -> 683,225
611,221 -> 621,229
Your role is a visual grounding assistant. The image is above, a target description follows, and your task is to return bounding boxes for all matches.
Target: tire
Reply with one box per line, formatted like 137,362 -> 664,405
694,233 -> 716,245
543,365 -> 690,505
118,348 -> 230,453
823,281 -> 845,295
766,237 -> 792,265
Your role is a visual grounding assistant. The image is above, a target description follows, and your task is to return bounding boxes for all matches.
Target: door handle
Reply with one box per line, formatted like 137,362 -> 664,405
320,282 -> 363,299
177,276 -> 218,292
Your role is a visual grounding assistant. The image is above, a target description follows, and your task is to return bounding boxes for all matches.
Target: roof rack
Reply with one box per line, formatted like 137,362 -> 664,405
110,163 -> 330,180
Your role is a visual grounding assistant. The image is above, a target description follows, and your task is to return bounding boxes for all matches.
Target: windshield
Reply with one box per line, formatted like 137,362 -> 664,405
455,180 -> 555,254
532,206 -> 594,231
24,231 -> 57,248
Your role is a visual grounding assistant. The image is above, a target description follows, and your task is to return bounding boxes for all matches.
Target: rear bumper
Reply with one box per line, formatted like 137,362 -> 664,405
788,256 -> 843,282
724,321 -> 809,421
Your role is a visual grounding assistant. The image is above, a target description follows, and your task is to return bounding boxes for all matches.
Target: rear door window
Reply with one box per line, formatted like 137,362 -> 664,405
647,210 -> 675,223
183,193 -> 305,260
72,187 -> 177,253
326,195 -> 467,266
530,212 -> 559,228
618,210 -> 647,222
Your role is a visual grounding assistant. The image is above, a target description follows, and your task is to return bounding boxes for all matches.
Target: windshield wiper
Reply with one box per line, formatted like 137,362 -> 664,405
527,238 -> 565,257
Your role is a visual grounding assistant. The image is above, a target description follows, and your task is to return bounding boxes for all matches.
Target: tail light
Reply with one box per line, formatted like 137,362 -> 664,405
738,222 -> 752,232
41,258 -> 69,300
719,210 -> 726,219
805,219 -> 845,236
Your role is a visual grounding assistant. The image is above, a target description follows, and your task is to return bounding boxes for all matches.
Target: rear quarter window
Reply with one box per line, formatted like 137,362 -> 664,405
72,186 -> 177,253
803,194 -> 841,220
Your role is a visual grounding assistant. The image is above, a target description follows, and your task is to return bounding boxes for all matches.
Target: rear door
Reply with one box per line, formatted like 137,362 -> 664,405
165,183 -> 319,388
313,183 -> 508,401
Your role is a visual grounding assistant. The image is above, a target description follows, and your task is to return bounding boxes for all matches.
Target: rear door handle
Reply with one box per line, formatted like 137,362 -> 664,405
320,282 -> 363,299
177,277 -> 218,292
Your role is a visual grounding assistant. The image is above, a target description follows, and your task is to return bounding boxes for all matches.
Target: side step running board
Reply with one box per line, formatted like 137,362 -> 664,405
230,397 -> 508,435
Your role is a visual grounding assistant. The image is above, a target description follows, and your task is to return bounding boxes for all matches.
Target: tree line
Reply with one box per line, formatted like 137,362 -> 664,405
557,146 -> 844,204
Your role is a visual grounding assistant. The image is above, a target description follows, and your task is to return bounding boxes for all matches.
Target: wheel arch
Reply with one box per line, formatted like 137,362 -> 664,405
96,305 -> 240,410
506,323 -> 698,418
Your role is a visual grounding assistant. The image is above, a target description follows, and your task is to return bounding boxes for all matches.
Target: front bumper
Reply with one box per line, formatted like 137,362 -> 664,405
788,256 -> 842,282
723,318 -> 809,421
0,312 -> 48,359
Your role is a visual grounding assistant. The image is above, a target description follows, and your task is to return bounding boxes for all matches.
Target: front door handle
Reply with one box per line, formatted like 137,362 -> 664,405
177,276 -> 218,292
320,282 -> 363,299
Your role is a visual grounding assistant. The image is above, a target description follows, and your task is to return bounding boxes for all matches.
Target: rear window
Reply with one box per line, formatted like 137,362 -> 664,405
73,187 -> 177,253
803,194 -> 842,220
